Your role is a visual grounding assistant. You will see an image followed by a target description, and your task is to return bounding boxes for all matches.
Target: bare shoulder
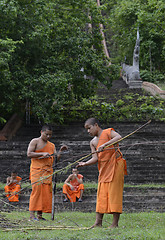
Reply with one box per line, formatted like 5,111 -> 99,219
69,174 -> 73,179
111,129 -> 121,138
29,137 -> 40,145
90,136 -> 98,149
65,174 -> 72,182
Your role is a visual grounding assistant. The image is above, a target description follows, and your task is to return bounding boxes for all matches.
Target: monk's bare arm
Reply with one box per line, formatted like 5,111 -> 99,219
97,130 -> 122,152
27,139 -> 50,158
6,177 -> 18,186
57,144 -> 68,161
77,140 -> 98,167
64,175 -> 74,190
64,175 -> 71,185
6,177 -> 11,185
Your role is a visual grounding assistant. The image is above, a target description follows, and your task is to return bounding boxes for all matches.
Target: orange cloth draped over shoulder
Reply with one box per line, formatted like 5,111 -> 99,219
63,174 -> 84,202
29,141 -> 55,213
4,176 -> 22,202
96,128 -> 127,214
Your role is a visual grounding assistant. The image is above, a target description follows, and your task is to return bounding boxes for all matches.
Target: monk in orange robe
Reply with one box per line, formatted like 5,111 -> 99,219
77,118 -> 127,228
27,124 -> 67,220
63,168 -> 84,202
4,170 -> 22,202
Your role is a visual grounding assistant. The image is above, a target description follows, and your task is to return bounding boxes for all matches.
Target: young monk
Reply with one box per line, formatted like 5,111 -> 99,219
4,170 -> 22,202
63,168 -> 84,202
77,118 -> 127,228
27,124 -> 67,220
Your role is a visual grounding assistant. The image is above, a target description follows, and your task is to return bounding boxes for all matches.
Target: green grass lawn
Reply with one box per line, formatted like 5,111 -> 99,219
0,211 -> 164,240
0,182 -> 164,239
0,181 -> 165,193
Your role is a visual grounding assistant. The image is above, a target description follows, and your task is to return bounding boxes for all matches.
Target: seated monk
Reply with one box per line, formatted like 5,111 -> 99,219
63,168 -> 84,202
4,170 -> 22,202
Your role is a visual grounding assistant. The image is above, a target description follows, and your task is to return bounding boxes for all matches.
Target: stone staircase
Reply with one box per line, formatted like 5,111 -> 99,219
0,121 -> 165,213
0,121 -> 165,184
1,186 -> 164,213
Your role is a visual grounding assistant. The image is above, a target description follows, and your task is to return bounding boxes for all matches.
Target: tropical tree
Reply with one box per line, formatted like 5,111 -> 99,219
104,0 -> 165,75
0,0 -> 112,123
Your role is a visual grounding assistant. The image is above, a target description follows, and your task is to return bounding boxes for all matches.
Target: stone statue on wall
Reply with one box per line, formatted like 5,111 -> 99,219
122,28 -> 142,88
133,29 -> 140,70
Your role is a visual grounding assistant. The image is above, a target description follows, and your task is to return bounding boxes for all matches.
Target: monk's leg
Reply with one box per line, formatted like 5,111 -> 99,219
37,211 -> 42,219
63,193 -> 69,201
30,211 -> 35,220
63,184 -> 74,202
109,213 -> 120,228
80,189 -> 83,199
90,212 -> 104,228
78,189 -> 84,201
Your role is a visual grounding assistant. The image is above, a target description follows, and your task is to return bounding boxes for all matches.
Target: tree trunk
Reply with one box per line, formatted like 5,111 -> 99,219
97,0 -> 111,64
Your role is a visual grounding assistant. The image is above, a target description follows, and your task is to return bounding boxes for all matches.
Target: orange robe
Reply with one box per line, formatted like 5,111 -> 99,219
4,176 -> 22,202
63,174 -> 84,202
96,128 -> 127,214
29,141 -> 55,213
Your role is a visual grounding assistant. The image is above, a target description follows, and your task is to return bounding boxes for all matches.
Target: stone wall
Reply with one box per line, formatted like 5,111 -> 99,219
0,122 -> 164,185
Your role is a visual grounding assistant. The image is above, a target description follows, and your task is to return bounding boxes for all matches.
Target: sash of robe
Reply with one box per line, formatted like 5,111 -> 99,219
97,128 -> 127,183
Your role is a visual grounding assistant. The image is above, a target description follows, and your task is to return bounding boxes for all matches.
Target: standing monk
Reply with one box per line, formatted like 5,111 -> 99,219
77,118 -> 127,228
27,124 -> 67,220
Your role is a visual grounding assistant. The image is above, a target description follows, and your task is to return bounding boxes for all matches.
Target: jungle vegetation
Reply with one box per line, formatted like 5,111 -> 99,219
0,0 -> 165,124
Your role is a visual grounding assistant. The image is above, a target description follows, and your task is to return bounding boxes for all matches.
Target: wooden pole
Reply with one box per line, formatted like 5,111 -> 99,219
51,155 -> 57,220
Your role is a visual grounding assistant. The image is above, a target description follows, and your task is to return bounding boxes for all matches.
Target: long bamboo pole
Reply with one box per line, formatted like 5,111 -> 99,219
104,120 -> 151,150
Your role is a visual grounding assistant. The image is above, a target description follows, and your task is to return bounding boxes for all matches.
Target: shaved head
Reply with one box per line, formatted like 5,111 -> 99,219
85,118 -> 100,126
41,124 -> 53,132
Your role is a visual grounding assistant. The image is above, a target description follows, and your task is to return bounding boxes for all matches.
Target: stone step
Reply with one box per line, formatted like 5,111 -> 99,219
15,193 -> 165,204
2,186 -> 164,199
1,171 -> 165,212
124,178 -> 164,184
0,144 -> 164,155
1,197 -> 164,213
1,122 -> 165,184
1,173 -> 164,184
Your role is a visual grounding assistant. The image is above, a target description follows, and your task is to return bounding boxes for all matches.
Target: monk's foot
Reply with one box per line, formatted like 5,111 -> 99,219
88,223 -> 102,229
38,217 -> 46,221
108,224 -> 118,229
29,217 -> 39,221
63,198 -> 68,202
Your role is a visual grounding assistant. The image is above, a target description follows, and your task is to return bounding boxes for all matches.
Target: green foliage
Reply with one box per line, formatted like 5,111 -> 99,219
0,38 -> 22,120
102,64 -> 121,89
116,99 -> 125,107
0,0 -> 165,123
124,94 -> 134,101
0,117 -> 6,124
0,0 -> 112,122
48,90 -> 165,123
140,70 -> 165,83
157,82 -> 165,91
104,0 -> 165,74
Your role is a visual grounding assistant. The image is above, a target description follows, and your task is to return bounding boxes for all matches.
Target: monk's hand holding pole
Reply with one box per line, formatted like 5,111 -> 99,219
97,144 -> 106,153
38,152 -> 51,159
77,162 -> 86,168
